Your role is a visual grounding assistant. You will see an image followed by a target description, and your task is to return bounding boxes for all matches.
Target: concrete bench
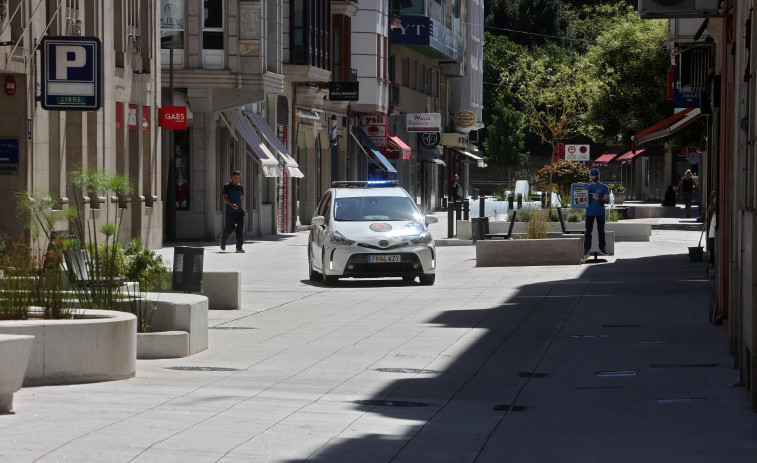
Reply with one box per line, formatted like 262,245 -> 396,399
0,334 -> 35,412
476,237 -> 584,266
132,292 -> 208,359
165,271 -> 241,310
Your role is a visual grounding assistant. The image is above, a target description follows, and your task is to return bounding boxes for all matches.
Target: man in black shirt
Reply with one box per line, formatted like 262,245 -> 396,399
221,171 -> 246,253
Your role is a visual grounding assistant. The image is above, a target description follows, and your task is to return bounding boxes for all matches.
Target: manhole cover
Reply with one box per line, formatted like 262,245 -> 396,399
594,370 -> 639,377
654,397 -> 707,404
518,372 -> 552,378
210,326 -> 257,330
650,363 -> 719,368
376,368 -> 439,374
493,404 -> 531,412
351,400 -> 432,407
166,366 -> 240,372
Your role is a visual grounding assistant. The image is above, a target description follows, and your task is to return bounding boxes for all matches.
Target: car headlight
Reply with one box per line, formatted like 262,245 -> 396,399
330,231 -> 355,246
410,231 -> 433,244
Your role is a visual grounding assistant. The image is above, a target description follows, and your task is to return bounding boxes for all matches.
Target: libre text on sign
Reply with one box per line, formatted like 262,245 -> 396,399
41,36 -> 103,111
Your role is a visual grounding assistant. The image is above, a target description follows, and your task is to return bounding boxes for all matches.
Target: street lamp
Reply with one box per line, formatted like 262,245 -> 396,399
162,39 -> 182,242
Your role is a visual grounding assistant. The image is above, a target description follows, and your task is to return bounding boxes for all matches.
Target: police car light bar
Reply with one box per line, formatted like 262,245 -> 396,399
331,180 -> 399,188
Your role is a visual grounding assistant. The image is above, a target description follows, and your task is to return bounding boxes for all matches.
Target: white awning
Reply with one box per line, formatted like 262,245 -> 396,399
453,148 -> 486,168
244,111 -> 304,178
350,127 -> 397,173
220,109 -> 281,177
420,147 -> 446,166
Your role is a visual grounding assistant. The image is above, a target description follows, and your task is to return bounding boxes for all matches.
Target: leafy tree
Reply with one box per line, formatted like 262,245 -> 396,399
486,0 -> 573,48
567,1 -> 637,53
482,33 -> 529,167
581,13 -> 672,146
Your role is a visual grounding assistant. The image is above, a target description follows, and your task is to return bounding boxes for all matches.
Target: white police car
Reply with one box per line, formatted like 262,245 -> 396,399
308,181 -> 438,286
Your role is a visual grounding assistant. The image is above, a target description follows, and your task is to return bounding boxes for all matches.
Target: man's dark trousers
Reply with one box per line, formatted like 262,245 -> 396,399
584,214 -> 606,253
221,211 -> 245,251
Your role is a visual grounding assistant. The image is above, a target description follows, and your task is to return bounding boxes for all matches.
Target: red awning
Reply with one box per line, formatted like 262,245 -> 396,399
616,148 -> 646,165
386,130 -> 411,160
632,108 -> 702,146
592,148 -> 623,167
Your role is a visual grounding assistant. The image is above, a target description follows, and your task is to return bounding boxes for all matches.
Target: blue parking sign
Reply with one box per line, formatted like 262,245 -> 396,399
41,36 -> 102,111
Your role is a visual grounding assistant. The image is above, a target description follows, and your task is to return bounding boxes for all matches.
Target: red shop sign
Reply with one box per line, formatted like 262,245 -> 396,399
159,106 -> 187,130
142,106 -> 150,130
128,104 -> 137,129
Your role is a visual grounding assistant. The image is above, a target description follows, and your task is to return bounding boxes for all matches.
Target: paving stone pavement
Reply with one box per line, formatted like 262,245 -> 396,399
2,220 -> 756,463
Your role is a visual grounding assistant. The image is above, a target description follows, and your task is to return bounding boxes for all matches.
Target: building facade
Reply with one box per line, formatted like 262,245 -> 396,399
0,0 -> 162,248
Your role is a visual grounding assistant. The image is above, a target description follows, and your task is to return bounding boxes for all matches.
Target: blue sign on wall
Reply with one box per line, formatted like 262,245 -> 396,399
391,15 -> 463,63
673,68 -> 701,109
41,36 -> 103,111
0,138 -> 20,175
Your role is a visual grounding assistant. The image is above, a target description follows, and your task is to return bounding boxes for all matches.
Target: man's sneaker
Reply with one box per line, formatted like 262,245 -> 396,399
236,249 -> 245,253
220,241 -> 226,251
599,249 -> 609,256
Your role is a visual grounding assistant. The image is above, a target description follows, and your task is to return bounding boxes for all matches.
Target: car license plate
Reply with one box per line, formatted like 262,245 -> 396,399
368,254 -> 400,263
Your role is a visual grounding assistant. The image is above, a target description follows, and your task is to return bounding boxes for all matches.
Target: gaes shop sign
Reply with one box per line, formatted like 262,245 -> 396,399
159,106 -> 187,129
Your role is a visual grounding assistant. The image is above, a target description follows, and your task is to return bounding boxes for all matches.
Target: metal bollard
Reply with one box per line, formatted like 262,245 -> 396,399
479,196 -> 486,218
508,193 -> 514,210
447,201 -> 455,238
517,193 -> 523,209
455,200 -> 462,221
463,199 -> 470,221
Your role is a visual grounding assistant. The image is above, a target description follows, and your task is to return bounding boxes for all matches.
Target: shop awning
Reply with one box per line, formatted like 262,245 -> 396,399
420,147 -> 446,166
592,148 -> 623,167
244,110 -> 304,178
386,130 -> 411,160
452,148 -> 486,168
616,148 -> 646,165
631,108 -> 702,146
220,110 -> 280,177
350,127 -> 397,173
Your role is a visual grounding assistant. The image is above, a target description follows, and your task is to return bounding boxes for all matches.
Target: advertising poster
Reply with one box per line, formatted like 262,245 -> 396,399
571,183 -> 588,209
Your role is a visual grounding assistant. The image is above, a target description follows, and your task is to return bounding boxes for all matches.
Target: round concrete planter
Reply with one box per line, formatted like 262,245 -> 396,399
0,309 -> 136,386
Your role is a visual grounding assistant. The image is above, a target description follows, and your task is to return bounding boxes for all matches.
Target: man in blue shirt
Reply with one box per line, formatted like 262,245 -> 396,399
584,168 -> 610,257
221,171 -> 246,253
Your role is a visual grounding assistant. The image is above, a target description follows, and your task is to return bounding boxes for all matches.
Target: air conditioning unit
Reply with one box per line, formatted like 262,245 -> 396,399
670,18 -> 709,43
638,0 -> 720,19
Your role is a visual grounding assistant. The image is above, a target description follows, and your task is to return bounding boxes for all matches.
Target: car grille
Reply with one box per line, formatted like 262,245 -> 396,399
343,253 -> 423,276
357,241 -> 410,251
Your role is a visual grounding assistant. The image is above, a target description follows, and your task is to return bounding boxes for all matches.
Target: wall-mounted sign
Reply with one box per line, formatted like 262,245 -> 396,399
0,138 -> 20,175
142,106 -> 150,130
360,114 -> 387,148
327,81 -> 359,101
128,104 -> 137,129
419,132 -> 440,149
454,110 -> 476,129
40,36 -> 103,111
407,113 -> 441,132
565,144 -> 590,161
159,106 -> 187,130
441,132 -> 468,147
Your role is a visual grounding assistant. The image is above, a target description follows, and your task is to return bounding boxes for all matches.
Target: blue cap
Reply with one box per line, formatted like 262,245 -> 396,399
590,168 -> 600,177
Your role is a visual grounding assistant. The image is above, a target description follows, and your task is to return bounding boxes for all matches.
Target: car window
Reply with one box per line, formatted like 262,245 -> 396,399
334,196 -> 419,221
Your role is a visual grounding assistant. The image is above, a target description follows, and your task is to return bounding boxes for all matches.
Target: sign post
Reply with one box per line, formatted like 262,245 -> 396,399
40,36 -> 102,111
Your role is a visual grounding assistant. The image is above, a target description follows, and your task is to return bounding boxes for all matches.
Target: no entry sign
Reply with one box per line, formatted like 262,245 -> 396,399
565,144 -> 590,161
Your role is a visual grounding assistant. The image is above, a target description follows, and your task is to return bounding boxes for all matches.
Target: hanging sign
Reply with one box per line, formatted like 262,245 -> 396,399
565,144 -> 590,161
159,106 -> 187,129
40,36 -> 103,111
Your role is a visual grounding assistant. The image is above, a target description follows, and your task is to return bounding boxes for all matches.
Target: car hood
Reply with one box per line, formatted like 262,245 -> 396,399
335,220 -> 428,242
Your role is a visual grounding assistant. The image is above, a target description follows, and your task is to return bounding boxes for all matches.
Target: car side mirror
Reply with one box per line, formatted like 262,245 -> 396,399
312,216 -> 325,227
425,214 -> 438,226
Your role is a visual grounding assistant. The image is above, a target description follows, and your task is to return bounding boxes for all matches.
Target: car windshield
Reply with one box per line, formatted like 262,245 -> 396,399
334,196 -> 420,221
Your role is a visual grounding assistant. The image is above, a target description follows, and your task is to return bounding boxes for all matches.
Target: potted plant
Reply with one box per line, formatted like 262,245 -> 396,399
608,184 -> 627,204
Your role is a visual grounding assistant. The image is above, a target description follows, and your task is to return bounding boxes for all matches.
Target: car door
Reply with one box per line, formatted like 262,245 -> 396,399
310,191 -> 332,270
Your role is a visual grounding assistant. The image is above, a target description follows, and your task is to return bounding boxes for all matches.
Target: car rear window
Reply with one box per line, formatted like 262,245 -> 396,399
334,196 -> 419,221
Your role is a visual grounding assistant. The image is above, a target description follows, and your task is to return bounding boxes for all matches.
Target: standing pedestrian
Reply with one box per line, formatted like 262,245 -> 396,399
221,170 -> 246,253
584,168 -> 610,257
677,169 -> 698,218
451,174 -> 462,202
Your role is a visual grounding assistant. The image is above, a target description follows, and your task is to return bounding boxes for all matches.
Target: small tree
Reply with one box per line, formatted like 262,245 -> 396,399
537,160 -> 591,199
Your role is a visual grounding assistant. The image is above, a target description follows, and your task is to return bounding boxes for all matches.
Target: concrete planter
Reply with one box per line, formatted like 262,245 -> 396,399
612,192 -> 626,204
476,237 -> 584,266
0,310 -> 136,386
0,334 -> 35,412
457,220 -> 651,241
